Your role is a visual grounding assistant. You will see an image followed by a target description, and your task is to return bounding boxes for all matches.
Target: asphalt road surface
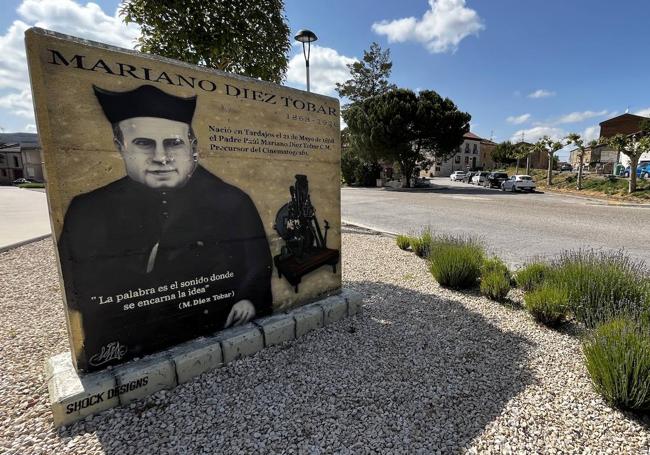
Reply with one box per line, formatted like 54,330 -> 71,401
341,178 -> 650,268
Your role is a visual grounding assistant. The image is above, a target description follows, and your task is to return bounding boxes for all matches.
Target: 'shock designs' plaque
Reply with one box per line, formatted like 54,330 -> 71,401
26,28 -> 341,372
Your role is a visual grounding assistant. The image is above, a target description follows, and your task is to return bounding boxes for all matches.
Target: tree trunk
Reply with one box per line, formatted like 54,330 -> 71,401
630,157 -> 639,193
401,162 -> 413,188
515,158 -> 520,175
526,154 -> 530,175
547,153 -> 553,185
577,155 -> 584,190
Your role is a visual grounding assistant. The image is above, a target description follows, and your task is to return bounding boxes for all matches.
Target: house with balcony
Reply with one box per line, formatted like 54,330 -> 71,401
427,132 -> 485,177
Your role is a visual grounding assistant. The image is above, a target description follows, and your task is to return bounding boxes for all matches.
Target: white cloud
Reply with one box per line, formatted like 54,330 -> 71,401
635,107 -> 650,117
510,126 -> 565,143
506,113 -> 531,125
582,125 -> 600,142
527,89 -> 555,99
17,0 -> 138,48
555,110 -> 608,124
372,0 -> 484,54
0,0 -> 140,126
286,45 -> 356,96
0,89 -> 33,117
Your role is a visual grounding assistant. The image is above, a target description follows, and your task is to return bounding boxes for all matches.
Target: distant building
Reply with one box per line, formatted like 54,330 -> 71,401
513,141 -> 549,170
568,144 -> 617,174
480,139 -> 497,169
599,113 -> 650,166
0,133 -> 42,184
427,132 -> 485,177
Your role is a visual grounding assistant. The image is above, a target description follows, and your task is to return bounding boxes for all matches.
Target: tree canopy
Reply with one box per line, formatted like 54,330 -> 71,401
335,42 -> 396,104
345,88 -> 470,187
605,120 -> 650,193
491,141 -> 517,165
566,132 -> 586,190
535,136 -> 564,185
120,0 -> 291,83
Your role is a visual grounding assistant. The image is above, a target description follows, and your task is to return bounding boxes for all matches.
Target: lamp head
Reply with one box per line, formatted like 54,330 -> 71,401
294,29 -> 318,44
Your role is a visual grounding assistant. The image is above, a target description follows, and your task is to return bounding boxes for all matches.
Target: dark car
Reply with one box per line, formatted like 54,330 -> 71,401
12,178 -> 32,185
462,171 -> 476,183
484,172 -> 509,188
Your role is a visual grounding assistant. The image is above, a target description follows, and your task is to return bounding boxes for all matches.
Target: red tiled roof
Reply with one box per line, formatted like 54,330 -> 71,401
463,131 -> 483,141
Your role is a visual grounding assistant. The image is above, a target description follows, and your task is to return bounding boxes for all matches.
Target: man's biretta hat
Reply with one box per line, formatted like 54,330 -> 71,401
93,84 -> 197,125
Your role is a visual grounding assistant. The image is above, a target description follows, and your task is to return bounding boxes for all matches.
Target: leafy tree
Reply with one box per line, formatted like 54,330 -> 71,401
535,136 -> 564,185
566,133 -> 586,190
516,142 -> 534,175
345,88 -> 470,188
606,120 -> 650,193
511,143 -> 532,174
335,42 -> 396,104
120,0 -> 291,83
491,141 -> 517,167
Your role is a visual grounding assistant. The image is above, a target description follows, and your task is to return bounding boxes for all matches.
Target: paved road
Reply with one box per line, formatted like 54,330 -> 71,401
342,178 -> 650,268
0,186 -> 50,251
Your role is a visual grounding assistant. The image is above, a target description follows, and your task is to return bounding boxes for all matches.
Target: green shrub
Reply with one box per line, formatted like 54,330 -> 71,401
515,262 -> 553,291
583,318 -> 650,411
410,228 -> 433,258
482,257 -> 510,278
524,285 -> 569,327
549,250 -> 650,328
480,270 -> 511,301
480,257 -> 511,301
396,234 -> 411,250
428,235 -> 484,289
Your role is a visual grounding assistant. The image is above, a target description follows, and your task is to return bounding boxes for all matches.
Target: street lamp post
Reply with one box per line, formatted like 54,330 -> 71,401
294,29 -> 318,92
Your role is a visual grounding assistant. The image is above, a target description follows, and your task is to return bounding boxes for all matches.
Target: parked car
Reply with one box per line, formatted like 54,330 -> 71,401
449,171 -> 466,181
559,163 -> 573,172
501,175 -> 536,192
462,171 -> 476,183
484,172 -> 509,188
623,162 -> 650,178
471,171 -> 490,185
12,178 -> 34,185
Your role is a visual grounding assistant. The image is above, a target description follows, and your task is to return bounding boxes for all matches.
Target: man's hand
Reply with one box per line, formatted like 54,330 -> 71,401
224,300 -> 256,328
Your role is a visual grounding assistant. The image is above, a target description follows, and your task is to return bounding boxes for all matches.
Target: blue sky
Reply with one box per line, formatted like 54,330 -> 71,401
1,0 -> 649,160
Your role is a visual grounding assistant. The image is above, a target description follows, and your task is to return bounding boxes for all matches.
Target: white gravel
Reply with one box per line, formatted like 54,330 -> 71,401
1,226 -> 649,454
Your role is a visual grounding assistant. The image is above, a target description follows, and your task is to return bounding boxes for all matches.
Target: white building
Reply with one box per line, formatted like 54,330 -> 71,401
428,132 -> 484,177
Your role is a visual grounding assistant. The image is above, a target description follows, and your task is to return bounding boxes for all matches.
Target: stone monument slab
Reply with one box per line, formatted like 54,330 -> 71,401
25,28 -> 341,373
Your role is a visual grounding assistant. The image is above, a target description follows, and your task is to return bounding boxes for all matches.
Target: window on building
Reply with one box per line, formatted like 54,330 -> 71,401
465,143 -> 469,153
455,155 -> 460,164
435,166 -> 441,171
473,144 -> 478,154
13,156 -> 19,167
464,156 -> 469,165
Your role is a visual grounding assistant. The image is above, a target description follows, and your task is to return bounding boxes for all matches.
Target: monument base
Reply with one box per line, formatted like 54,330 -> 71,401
46,289 -> 363,428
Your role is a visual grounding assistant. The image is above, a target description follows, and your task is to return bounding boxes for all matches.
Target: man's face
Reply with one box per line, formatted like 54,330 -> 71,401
116,117 -> 197,189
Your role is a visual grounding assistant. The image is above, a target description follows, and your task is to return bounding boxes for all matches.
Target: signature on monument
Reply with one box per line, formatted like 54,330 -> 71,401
89,342 -> 127,366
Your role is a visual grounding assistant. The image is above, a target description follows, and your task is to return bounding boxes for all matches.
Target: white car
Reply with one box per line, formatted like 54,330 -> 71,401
501,175 -> 536,192
450,171 -> 466,181
471,171 -> 489,185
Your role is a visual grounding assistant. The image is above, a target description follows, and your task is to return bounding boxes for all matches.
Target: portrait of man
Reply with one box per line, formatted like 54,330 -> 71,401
58,84 -> 273,371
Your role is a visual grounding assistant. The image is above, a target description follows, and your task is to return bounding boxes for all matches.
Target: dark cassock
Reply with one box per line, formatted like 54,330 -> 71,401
58,85 -> 273,372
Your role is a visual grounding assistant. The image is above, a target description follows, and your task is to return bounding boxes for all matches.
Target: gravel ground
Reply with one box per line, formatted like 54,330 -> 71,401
1,226 -> 649,454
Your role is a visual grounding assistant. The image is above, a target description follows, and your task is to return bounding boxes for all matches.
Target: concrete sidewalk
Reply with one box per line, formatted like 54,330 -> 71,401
0,186 -> 51,252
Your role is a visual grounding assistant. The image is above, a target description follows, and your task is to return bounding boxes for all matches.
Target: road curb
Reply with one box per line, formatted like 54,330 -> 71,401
0,233 -> 52,254
342,221 -> 398,237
